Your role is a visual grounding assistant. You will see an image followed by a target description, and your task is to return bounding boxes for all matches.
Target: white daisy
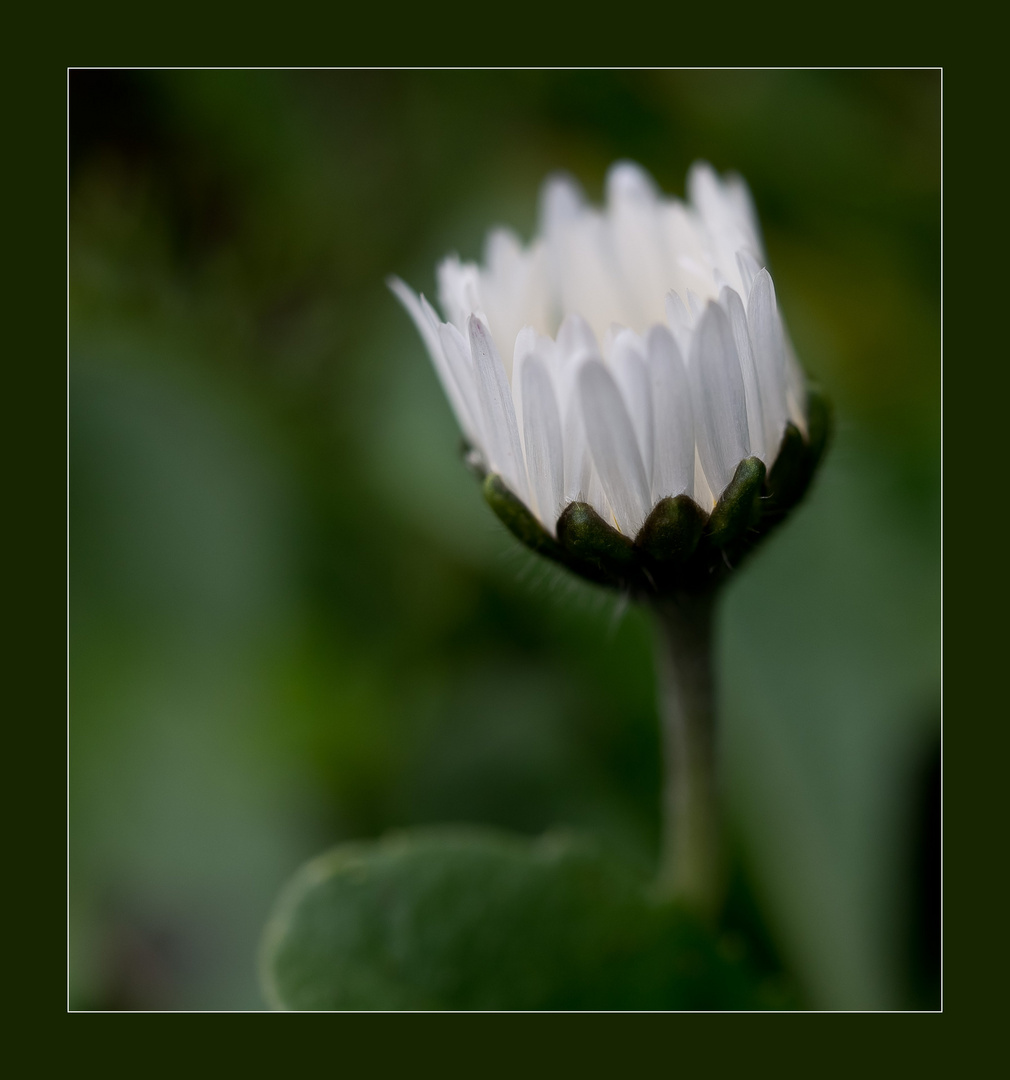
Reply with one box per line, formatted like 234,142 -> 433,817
391,161 -> 825,591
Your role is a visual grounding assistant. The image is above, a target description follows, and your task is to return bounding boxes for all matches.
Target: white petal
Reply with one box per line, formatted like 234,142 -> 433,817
554,314 -> 601,418
511,326 -> 537,438
541,175 -> 631,341
688,161 -> 740,249
688,162 -> 763,297
549,212 -> 627,342
660,201 -> 716,301
577,359 -> 652,536
556,312 -> 600,363
723,173 -> 766,260
468,314 -> 528,501
608,329 -> 654,483
562,398 -> 592,505
539,171 -> 586,234
585,465 -> 611,525
606,162 -> 669,329
388,275 -> 440,360
693,447 -> 715,510
436,257 -> 482,333
689,302 -> 749,500
605,160 -> 660,206
529,333 -> 564,427
418,293 -> 445,334
686,161 -> 724,218
484,227 -> 524,275
783,329 -> 809,435
646,325 -> 694,500
437,320 -> 485,450
688,161 -> 761,257
665,291 -> 693,355
747,269 -> 789,461
686,289 -> 704,320
388,277 -> 477,442
736,249 -> 762,296
479,232 -> 550,380
520,355 -> 565,530
513,326 -> 537,379
720,285 -> 766,462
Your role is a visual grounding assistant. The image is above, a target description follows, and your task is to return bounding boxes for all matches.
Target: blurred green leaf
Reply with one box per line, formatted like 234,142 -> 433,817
261,827 -> 788,1011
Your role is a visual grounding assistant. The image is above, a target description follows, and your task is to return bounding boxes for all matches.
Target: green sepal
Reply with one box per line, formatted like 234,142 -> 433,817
803,387 -> 832,475
706,457 -> 766,549
761,388 -> 833,527
556,501 -> 637,585
634,495 -> 708,568
764,422 -> 807,514
482,474 -> 565,562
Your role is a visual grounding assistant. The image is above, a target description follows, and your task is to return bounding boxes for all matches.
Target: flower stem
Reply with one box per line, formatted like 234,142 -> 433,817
651,591 -> 723,917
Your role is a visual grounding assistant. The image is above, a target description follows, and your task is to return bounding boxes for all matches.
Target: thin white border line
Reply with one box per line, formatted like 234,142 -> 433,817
65,65 -> 943,72
66,64 -> 73,1015
66,1008 -> 935,1014
65,66 -> 943,1015
937,65 -> 944,1016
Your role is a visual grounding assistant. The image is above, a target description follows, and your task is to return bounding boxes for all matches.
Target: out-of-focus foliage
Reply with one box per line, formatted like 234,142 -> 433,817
70,70 -> 939,1010
262,828 -> 792,1010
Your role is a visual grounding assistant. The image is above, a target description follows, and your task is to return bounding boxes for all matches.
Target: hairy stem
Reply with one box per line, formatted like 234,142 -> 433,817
652,591 -> 723,916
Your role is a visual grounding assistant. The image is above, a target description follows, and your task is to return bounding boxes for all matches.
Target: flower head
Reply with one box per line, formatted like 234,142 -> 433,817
390,161 -> 828,596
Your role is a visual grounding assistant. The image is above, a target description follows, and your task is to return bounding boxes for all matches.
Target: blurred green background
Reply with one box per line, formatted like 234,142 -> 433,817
69,70 -> 940,1011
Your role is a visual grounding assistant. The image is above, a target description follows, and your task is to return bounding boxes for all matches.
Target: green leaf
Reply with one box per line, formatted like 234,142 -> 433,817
261,827 -> 783,1011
